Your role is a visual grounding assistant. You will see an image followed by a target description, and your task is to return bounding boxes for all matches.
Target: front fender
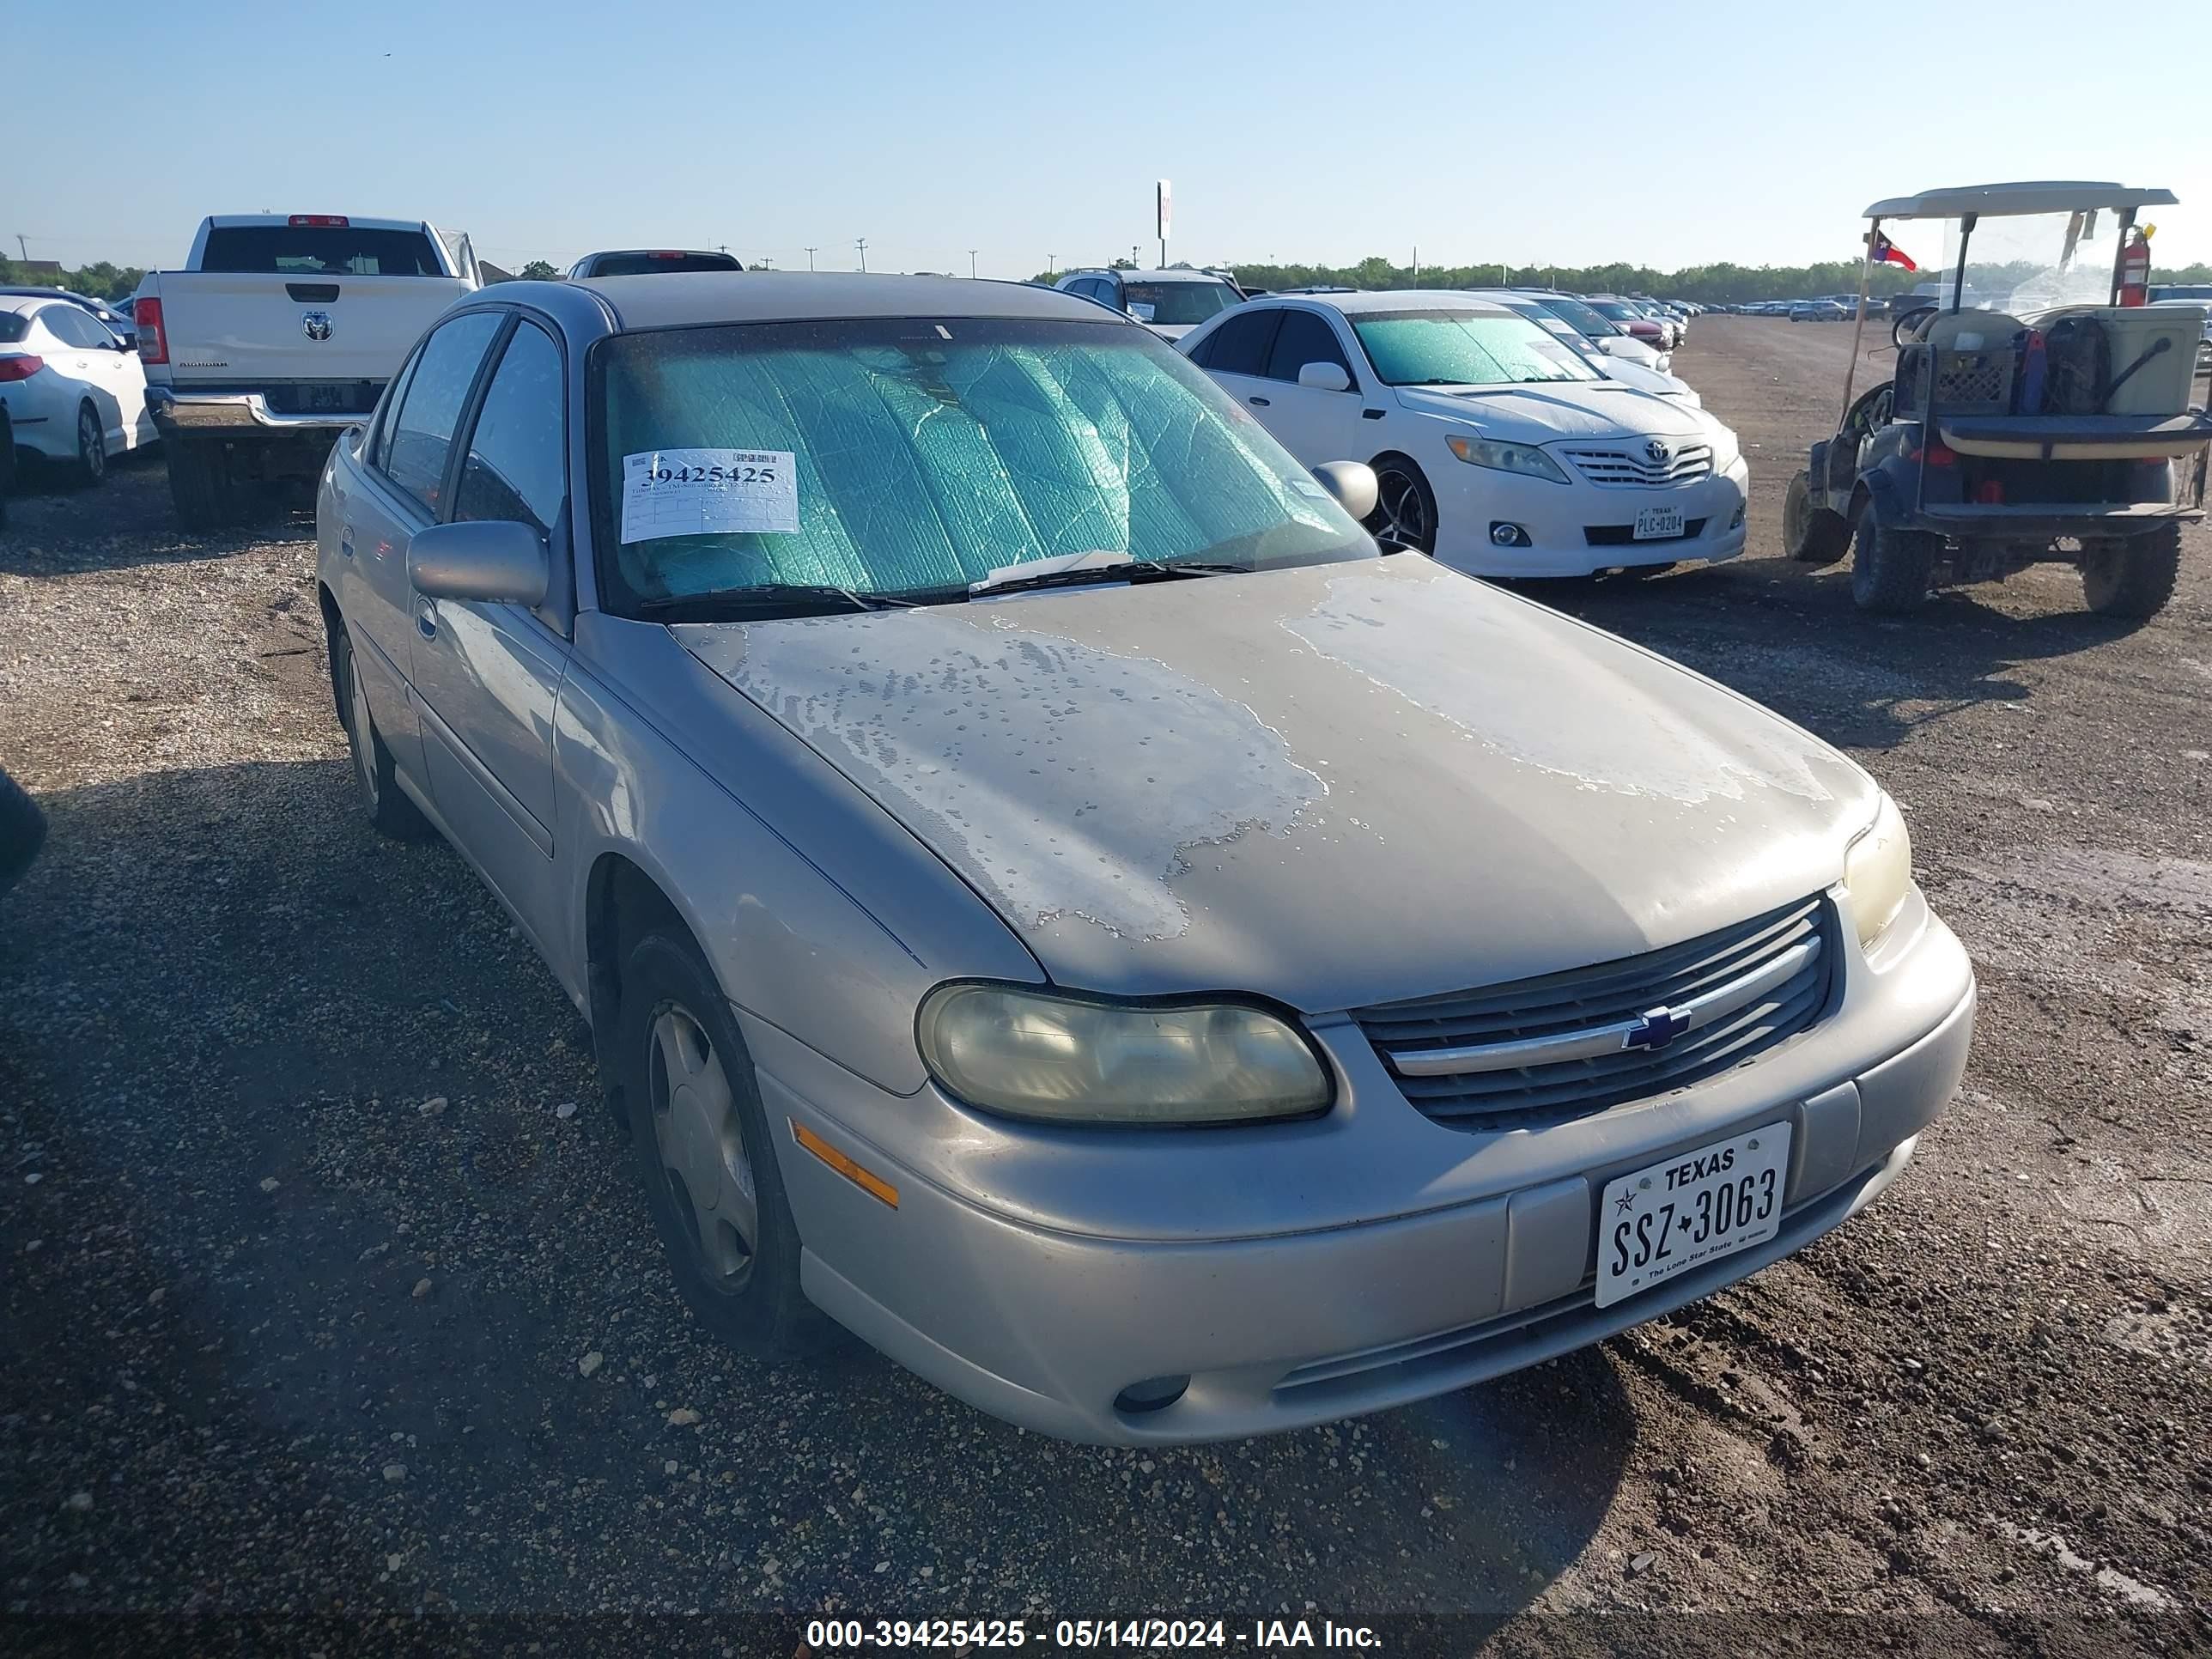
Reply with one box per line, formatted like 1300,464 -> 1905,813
551,616 -> 1044,1097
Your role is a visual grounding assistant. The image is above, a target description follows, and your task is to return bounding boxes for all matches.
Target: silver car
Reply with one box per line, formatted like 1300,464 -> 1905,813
315,273 -> 1975,1446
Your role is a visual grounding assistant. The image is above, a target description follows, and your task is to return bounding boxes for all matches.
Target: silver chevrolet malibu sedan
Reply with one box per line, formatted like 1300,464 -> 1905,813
315,273 -> 1974,1444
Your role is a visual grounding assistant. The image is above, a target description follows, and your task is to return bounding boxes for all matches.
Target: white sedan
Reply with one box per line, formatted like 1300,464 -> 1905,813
1177,291 -> 1748,578
0,295 -> 154,487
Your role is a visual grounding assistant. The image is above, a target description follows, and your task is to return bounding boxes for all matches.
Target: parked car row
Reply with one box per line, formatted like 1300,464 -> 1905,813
309,267 -> 1972,1446
0,293 -> 156,489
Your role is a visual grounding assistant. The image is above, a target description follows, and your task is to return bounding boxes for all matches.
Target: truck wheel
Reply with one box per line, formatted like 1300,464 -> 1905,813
1849,503 -> 1936,614
2081,523 -> 2182,620
1784,471 -> 1850,565
167,439 -> 240,530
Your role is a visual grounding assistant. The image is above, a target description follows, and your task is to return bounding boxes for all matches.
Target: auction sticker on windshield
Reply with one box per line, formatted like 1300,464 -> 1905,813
1595,1122 -> 1790,1309
621,449 -> 799,542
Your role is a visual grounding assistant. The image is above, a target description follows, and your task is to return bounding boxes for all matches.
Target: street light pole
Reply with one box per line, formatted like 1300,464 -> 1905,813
969,249 -> 978,278
855,238 -> 868,273
805,246 -> 817,271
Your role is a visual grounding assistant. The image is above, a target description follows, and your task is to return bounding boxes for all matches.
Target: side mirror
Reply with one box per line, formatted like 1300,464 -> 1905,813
1310,461 -> 1378,520
1297,361 -> 1352,392
408,520 -> 549,606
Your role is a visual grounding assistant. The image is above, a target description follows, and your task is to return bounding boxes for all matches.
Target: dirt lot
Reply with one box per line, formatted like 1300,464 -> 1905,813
3,318 -> 2209,1655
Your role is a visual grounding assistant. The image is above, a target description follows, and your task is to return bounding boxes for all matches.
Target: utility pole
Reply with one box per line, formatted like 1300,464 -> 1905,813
968,249 -> 978,279
1413,246 -> 1419,286
1047,252 -> 1055,277
14,234 -> 25,260
805,246 -> 818,271
855,238 -> 868,273
1130,244 -> 1139,269
1498,263 -> 1507,285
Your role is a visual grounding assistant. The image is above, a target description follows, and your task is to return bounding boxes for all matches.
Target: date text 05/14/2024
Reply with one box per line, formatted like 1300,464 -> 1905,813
802,1619 -> 1384,1650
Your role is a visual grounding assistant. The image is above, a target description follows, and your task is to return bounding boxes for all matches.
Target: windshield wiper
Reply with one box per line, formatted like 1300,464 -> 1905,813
635,583 -> 910,621
966,558 -> 1245,600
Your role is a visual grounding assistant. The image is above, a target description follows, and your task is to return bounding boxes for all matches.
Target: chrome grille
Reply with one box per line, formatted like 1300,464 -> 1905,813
1562,442 -> 1713,487
1356,896 -> 1834,1133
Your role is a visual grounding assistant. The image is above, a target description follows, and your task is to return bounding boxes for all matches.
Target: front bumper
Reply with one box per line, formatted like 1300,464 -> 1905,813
1428,453 -> 1750,579
748,893 -> 1975,1444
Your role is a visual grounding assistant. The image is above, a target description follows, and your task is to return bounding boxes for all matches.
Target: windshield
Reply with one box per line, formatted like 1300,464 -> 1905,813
1938,209 -> 2126,313
590,317 -> 1367,614
587,252 -> 743,276
200,225 -> 446,276
1349,310 -> 1600,387
1121,282 -> 1240,325
1587,300 -> 1643,324
1532,295 -> 1619,337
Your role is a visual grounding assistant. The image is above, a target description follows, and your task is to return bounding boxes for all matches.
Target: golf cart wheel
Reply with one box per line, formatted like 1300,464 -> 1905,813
1364,454 -> 1437,555
1848,503 -> 1936,615
1784,471 -> 1850,565
2081,523 -> 2182,621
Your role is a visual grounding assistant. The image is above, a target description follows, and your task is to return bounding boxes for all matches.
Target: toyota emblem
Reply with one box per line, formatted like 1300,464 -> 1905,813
301,311 -> 333,342
1644,438 -> 1670,464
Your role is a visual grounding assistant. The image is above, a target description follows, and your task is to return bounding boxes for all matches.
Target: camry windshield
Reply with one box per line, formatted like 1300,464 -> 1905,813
1121,282 -> 1241,325
1349,311 -> 1600,386
591,317 -> 1366,614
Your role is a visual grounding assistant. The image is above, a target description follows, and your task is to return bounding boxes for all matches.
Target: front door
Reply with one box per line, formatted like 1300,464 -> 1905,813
404,316 -> 573,952
1248,307 -> 1370,465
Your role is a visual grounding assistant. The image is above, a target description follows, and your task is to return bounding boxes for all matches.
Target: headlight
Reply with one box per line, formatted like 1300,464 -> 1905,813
916,983 -> 1331,1126
1445,433 -> 1570,484
1843,793 -> 1913,948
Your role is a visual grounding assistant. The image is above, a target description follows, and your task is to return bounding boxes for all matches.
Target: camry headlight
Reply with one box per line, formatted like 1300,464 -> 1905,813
1843,793 -> 1913,948
916,983 -> 1331,1126
1445,434 -> 1570,484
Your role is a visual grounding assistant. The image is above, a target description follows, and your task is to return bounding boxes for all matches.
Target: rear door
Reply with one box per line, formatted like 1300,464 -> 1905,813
406,315 -> 573,947
337,308 -> 506,803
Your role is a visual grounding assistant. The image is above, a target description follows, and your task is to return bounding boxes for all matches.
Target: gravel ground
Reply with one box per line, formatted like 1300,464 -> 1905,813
2,319 -> 2209,1656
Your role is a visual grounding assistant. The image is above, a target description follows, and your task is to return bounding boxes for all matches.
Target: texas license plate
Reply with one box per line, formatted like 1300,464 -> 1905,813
1633,505 -> 1684,540
1595,1123 -> 1791,1309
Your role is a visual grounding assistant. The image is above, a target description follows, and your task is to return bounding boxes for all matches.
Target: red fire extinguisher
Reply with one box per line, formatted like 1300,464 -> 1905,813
2118,228 -> 2151,307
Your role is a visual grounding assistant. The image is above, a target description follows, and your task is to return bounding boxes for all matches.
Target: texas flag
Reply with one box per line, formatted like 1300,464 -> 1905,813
1868,230 -> 1918,272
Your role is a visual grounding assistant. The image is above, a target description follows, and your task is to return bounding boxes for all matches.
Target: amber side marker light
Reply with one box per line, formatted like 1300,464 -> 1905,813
789,1121 -> 899,1209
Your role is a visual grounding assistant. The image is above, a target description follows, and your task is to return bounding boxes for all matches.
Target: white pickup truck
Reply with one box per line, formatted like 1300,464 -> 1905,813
135,214 -> 480,526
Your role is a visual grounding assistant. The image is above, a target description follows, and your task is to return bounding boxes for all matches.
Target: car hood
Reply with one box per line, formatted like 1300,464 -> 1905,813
1392,380 -> 1715,445
678,557 -> 1875,1012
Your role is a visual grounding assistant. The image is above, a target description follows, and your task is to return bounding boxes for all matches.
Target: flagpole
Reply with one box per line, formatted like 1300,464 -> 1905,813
1839,217 -> 1881,425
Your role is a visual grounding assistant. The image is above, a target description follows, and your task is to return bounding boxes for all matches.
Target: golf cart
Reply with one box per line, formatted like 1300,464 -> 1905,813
1784,182 -> 2212,617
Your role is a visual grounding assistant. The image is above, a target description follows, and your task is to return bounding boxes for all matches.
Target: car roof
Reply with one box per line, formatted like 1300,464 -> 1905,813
1262,290 -> 1515,317
203,213 -> 432,231
579,249 -> 739,262
1862,181 -> 2178,220
568,271 -> 1126,331
1066,268 -> 1235,284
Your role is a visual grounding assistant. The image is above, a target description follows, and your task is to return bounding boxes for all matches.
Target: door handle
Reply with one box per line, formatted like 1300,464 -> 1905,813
416,597 -> 438,640
1248,395 -> 1271,408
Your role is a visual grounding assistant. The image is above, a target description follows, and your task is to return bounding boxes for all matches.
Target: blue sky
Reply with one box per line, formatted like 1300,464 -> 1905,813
17,0 -> 2211,277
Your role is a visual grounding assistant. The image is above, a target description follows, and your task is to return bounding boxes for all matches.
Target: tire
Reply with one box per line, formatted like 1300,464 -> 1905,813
2081,523 -> 2183,620
332,627 -> 432,841
618,926 -> 831,1360
1364,453 -> 1438,554
1849,503 -> 1936,614
0,410 -> 14,532
167,438 -> 240,530
70,401 -> 106,489
1784,470 -> 1851,565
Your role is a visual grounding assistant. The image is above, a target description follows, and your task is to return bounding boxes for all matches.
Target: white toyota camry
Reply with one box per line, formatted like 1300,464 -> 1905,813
1176,291 -> 1748,579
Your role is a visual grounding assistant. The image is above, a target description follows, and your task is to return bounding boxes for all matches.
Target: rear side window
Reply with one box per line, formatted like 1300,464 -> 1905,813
585,252 -> 741,276
1205,307 -> 1283,377
0,313 -> 28,344
1263,311 -> 1353,385
380,311 -> 503,515
42,307 -> 108,348
200,226 -> 446,276
453,321 -> 566,534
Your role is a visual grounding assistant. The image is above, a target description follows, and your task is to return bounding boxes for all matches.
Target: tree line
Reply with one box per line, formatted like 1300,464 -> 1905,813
0,258 -> 145,302
1032,255 -> 2212,303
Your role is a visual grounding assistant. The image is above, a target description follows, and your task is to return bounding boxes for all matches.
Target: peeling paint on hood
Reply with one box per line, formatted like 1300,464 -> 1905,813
681,615 -> 1325,941
680,556 -> 1876,1011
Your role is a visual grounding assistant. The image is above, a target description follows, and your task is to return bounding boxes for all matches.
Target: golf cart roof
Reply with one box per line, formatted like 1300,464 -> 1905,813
1863,182 -> 2178,221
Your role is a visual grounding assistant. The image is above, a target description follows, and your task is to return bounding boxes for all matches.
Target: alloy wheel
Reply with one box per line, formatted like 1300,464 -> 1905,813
1372,467 -> 1432,552
78,407 -> 105,484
